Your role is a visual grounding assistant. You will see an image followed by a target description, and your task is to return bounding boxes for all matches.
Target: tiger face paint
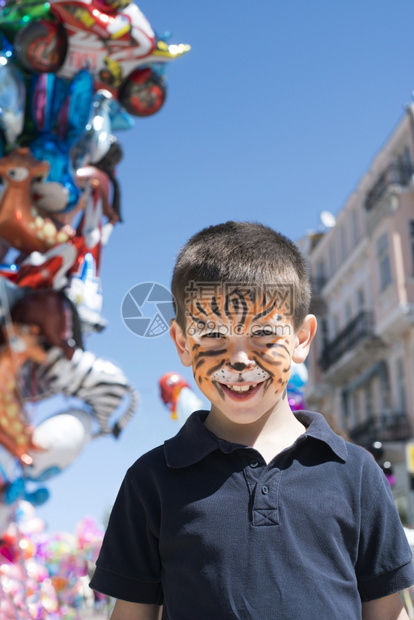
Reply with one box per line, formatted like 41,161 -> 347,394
171,284 -> 316,428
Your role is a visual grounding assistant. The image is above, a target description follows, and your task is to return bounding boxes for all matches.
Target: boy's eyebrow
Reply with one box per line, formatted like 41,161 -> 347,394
197,349 -> 227,359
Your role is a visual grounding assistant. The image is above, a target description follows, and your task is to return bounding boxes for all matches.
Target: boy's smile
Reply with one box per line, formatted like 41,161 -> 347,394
207,355 -> 273,401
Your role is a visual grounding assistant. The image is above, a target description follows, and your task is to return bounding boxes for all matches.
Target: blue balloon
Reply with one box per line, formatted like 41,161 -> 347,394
288,361 -> 308,390
29,69 -> 94,212
4,478 -> 25,505
24,487 -> 50,507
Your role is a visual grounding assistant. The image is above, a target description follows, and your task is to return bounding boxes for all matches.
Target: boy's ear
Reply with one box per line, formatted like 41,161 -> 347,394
170,320 -> 192,367
292,314 -> 317,364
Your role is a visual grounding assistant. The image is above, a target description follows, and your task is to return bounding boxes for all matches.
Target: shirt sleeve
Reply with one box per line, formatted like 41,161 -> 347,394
89,469 -> 163,604
356,457 -> 414,602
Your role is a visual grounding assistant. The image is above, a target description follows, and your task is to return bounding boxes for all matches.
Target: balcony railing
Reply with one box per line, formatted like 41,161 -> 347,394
364,161 -> 413,211
349,412 -> 411,447
319,311 -> 374,371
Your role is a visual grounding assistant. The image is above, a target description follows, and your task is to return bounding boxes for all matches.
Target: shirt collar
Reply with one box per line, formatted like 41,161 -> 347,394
294,410 -> 348,462
164,410 -> 348,468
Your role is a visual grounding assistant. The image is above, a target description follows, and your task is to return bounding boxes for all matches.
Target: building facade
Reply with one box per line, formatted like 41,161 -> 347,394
302,104 -> 414,524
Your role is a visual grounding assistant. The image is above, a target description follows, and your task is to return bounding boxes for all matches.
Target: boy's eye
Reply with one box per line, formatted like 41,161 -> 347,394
252,329 -> 275,338
202,332 -> 224,339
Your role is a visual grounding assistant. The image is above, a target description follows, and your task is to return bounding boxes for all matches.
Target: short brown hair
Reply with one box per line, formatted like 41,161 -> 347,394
171,221 -> 311,331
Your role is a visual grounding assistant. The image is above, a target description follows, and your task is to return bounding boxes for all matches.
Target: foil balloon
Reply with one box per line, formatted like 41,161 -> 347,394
0,324 -> 47,465
28,346 -> 138,438
287,361 -> 308,412
118,65 -> 167,117
81,90 -> 114,166
0,278 -> 29,321
1,0 -> 190,116
23,409 -> 93,482
29,69 -> 94,213
159,372 -> 202,423
6,288 -> 81,361
0,153 -> 117,297
0,52 -> 25,149
0,147 -> 75,254
74,89 -> 132,168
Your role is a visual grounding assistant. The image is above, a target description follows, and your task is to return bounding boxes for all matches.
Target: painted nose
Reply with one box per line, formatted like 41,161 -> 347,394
230,362 -> 248,371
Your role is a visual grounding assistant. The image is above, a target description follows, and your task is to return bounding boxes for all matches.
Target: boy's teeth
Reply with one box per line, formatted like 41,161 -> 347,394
228,384 -> 257,392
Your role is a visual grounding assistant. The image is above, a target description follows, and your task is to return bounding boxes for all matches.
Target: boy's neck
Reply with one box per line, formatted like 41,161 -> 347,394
204,402 -> 307,464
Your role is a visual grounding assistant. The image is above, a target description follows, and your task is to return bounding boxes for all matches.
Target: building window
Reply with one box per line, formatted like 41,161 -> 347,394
320,318 -> 328,347
356,287 -> 365,312
397,145 -> 412,181
364,382 -> 374,417
332,314 -> 340,338
345,302 -> 352,324
351,391 -> 359,426
351,210 -> 359,246
340,226 -> 347,261
379,371 -> 390,412
396,357 -> 406,412
376,232 -> 392,292
329,242 -> 335,276
410,220 -> 414,276
314,259 -> 326,293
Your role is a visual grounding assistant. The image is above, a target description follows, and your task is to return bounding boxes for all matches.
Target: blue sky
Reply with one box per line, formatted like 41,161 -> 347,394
34,0 -> 414,532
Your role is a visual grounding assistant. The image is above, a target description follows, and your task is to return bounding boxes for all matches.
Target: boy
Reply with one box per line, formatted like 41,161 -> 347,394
90,221 -> 414,619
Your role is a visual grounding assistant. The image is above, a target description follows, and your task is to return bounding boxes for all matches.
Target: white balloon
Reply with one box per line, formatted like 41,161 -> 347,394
23,410 -> 93,482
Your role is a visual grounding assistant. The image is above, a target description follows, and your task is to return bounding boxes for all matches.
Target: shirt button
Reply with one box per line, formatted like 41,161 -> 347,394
250,460 -> 259,468
261,485 -> 269,495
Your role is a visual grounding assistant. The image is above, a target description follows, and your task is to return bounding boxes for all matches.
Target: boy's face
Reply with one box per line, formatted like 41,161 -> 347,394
170,285 -> 316,428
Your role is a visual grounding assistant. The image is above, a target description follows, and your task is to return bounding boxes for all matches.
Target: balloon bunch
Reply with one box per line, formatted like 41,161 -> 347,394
0,0 -> 189,526
0,500 -> 104,619
159,372 -> 203,424
287,361 -> 308,412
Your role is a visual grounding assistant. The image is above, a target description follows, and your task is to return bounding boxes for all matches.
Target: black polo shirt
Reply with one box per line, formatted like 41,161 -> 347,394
90,410 -> 414,619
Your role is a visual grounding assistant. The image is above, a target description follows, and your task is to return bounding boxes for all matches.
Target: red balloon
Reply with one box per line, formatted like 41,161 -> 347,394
159,372 -> 189,406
